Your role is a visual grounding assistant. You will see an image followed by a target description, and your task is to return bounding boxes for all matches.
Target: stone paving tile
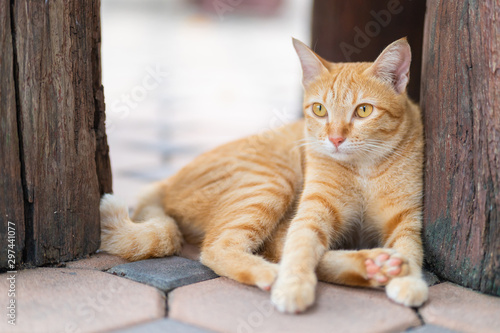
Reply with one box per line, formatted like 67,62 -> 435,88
407,324 -> 462,333
0,268 -> 165,333
107,256 -> 218,293
419,282 -> 500,333
65,252 -> 129,271
112,318 -> 215,333
169,277 -> 421,333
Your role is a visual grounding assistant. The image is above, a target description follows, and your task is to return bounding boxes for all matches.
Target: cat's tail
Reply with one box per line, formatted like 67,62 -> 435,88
99,187 -> 183,261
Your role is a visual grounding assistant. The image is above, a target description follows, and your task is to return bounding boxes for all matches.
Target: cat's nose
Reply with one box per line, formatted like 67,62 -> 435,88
329,136 -> 345,148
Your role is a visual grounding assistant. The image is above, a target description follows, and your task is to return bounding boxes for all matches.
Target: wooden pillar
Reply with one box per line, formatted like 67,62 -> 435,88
311,0 -> 426,101
421,0 -> 500,296
0,0 -> 25,270
0,0 -> 112,269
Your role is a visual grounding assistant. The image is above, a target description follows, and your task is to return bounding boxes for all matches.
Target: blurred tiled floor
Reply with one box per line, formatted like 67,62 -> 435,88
102,0 -> 310,205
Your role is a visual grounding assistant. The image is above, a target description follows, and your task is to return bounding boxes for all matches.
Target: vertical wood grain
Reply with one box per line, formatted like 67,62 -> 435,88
421,0 -> 499,296
0,0 -> 112,268
0,0 -> 25,269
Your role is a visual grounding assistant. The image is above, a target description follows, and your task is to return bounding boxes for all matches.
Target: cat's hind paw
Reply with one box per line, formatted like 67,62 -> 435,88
386,276 -> 428,307
254,263 -> 279,291
364,250 -> 409,286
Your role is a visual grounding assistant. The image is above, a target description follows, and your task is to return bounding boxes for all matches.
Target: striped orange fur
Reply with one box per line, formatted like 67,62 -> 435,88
100,38 -> 428,313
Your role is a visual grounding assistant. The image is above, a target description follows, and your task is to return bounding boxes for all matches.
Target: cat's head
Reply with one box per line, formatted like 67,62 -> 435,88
293,38 -> 412,164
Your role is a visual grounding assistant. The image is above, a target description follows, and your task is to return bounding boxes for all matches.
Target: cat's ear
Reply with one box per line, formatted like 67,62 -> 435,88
292,38 -> 329,87
367,38 -> 411,94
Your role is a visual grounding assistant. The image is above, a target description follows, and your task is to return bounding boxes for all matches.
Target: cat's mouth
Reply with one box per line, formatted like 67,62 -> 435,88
331,147 -> 352,156
317,138 -> 357,160
326,144 -> 354,159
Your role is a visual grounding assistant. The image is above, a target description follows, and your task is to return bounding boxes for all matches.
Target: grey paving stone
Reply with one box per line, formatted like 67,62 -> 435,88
112,319 -> 215,333
406,324 -> 462,333
107,256 -> 218,292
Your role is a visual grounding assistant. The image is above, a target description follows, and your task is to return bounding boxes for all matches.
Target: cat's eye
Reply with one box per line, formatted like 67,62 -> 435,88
312,103 -> 327,117
356,104 -> 374,118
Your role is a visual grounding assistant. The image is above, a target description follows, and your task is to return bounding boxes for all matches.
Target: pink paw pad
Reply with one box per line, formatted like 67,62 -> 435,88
387,266 -> 402,276
376,253 -> 390,262
388,258 -> 402,266
364,251 -> 406,285
365,259 -> 380,277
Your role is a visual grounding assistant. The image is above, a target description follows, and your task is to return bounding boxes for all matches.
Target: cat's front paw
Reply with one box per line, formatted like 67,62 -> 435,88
386,276 -> 428,307
271,273 -> 317,313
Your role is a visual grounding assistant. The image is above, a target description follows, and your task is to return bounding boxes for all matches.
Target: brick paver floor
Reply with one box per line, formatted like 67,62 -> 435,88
2,247 -> 500,333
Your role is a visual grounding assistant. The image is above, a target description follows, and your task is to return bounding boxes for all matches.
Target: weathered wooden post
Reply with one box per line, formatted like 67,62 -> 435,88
421,0 -> 499,296
311,0 -> 426,101
0,0 -> 25,270
0,0 -> 112,269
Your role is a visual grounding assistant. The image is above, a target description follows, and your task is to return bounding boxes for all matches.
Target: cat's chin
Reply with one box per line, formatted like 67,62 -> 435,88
326,149 -> 355,162
317,141 -> 357,162
328,150 -> 373,165
330,152 -> 355,162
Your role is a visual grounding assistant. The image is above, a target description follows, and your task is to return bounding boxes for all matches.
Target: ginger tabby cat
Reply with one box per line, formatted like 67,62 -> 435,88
100,37 -> 428,313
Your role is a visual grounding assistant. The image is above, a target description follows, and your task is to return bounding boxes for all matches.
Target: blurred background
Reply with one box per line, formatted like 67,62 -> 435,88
102,0 -> 312,204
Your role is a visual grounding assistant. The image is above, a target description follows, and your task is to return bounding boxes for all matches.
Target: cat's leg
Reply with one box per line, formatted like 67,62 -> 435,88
201,224 -> 280,291
270,189 -> 343,313
200,183 -> 296,291
259,217 -> 291,263
317,220 -> 428,306
316,248 -> 410,288
381,213 -> 428,307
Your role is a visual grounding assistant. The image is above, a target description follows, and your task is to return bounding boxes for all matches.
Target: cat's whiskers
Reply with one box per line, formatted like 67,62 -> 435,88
360,145 -> 394,159
366,140 -> 404,156
359,142 -> 410,163
294,140 -> 317,148
295,137 -> 316,143
293,137 -> 323,152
